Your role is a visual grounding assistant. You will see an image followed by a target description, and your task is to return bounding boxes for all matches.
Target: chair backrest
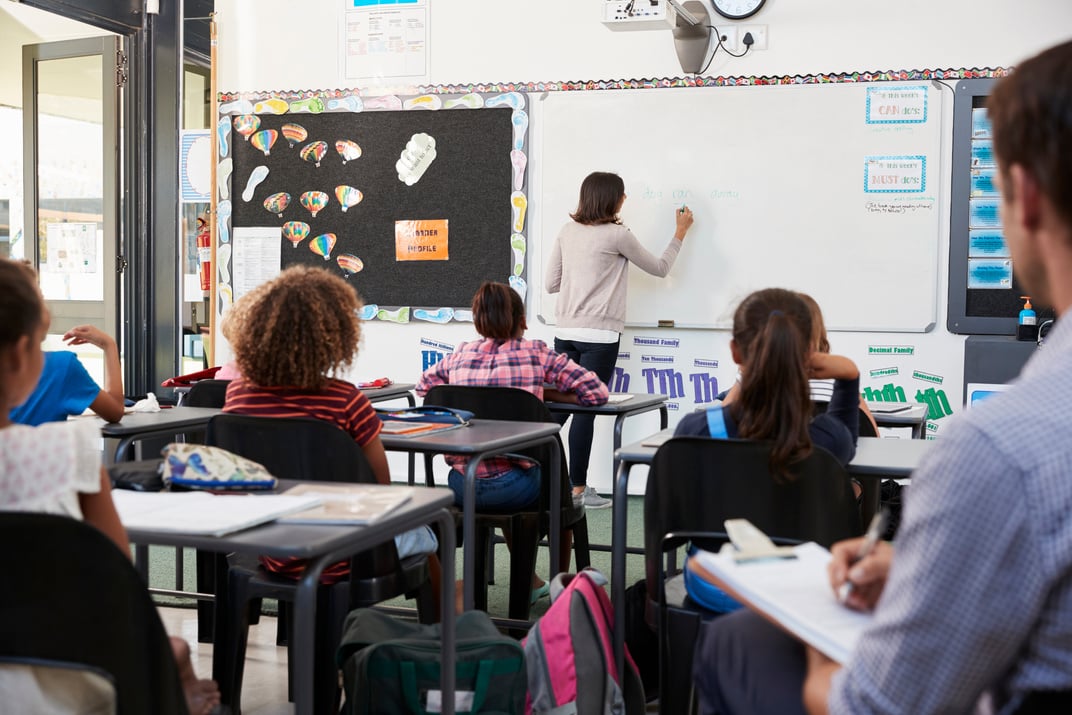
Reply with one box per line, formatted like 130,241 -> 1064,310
422,385 -> 568,513
206,413 -> 376,484
184,379 -> 231,408
644,436 -> 861,596
0,512 -> 188,715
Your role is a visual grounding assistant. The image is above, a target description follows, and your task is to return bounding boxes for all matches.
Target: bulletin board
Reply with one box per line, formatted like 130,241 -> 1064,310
530,81 -> 945,332
946,78 -> 1054,334
216,90 -> 529,323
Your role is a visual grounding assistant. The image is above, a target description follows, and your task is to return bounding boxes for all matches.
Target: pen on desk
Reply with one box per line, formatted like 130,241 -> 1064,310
837,508 -> 888,604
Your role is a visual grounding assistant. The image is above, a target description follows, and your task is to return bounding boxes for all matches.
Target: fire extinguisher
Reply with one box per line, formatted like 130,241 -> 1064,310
196,216 -> 212,291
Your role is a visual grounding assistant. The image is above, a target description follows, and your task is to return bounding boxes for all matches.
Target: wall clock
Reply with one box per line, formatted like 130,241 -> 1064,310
710,0 -> 765,20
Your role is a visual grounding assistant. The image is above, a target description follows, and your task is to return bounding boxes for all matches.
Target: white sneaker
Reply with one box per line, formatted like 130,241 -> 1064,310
579,485 -> 611,509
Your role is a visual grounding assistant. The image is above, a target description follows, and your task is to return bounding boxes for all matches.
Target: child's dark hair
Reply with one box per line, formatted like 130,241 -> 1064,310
731,288 -> 814,479
569,171 -> 625,226
230,265 -> 363,390
0,259 -> 45,351
797,292 -> 830,353
472,281 -> 524,340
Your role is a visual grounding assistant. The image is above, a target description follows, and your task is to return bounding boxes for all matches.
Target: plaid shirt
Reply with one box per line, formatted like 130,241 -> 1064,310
416,337 -> 609,479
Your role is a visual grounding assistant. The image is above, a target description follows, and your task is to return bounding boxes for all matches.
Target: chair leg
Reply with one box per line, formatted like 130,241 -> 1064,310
276,601 -> 289,646
222,568 -> 256,714
572,516 -> 591,571
507,517 -> 540,623
473,526 -> 492,612
195,550 -> 216,643
486,529 -> 497,585
414,578 -> 437,625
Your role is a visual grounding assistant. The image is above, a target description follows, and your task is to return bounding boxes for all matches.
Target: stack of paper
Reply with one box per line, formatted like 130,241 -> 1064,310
690,542 -> 873,663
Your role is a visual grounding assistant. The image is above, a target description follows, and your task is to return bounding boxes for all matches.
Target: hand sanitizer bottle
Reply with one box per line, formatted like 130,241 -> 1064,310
1017,296 -> 1038,341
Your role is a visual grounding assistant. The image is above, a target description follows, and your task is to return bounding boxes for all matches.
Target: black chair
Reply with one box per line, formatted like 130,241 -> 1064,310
185,378 -> 230,641
0,512 -> 188,715
422,384 -> 589,623
185,378 -> 231,408
644,437 -> 861,714
205,413 -> 435,715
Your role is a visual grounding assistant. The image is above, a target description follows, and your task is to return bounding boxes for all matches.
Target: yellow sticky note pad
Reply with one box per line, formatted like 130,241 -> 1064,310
395,219 -> 449,261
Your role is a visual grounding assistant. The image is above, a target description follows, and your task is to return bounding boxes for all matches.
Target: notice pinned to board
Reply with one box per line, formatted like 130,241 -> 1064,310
865,85 -> 929,124
395,219 -> 448,261
864,156 -> 927,193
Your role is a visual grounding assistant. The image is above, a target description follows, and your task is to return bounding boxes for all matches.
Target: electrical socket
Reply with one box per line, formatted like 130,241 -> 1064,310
740,24 -> 768,50
715,26 -> 739,53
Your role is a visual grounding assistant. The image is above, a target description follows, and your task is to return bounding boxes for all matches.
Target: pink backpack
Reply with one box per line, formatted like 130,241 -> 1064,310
522,569 -> 646,715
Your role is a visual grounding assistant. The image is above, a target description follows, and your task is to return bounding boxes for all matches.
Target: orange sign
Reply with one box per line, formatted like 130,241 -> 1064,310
395,219 -> 449,261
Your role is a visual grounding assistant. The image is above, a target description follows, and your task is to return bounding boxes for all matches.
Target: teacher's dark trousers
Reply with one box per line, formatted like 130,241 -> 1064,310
553,337 -> 620,488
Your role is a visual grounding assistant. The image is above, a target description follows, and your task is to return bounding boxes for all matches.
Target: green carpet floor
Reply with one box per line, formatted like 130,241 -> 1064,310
147,492 -> 652,622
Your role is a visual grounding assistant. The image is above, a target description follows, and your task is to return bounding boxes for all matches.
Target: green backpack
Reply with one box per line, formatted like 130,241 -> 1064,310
336,609 -> 527,715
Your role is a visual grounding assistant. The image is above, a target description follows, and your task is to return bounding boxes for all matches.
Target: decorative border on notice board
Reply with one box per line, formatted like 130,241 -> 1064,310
414,67 -> 1011,94
216,67 -> 1011,103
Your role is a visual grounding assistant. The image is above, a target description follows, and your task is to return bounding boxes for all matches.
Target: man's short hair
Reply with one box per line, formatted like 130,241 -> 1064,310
988,39 -> 1072,228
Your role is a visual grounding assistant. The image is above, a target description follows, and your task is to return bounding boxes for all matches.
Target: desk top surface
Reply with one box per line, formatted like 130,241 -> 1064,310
97,406 -> 222,435
616,432 -> 932,479
124,481 -> 452,555
380,418 -> 561,453
545,392 -> 667,414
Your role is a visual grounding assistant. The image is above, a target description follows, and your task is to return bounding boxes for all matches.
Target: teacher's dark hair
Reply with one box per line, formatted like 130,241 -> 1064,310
0,258 -> 45,351
472,281 -> 525,341
570,171 -> 625,226
731,288 -> 813,480
988,39 -> 1072,229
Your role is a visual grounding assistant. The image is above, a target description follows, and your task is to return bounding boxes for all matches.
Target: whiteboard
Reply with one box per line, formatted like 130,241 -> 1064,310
531,82 -> 943,332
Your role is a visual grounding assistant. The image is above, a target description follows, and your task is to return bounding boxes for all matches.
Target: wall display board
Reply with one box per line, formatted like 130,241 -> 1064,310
217,90 -> 528,324
531,81 -> 944,332
946,78 -> 1053,334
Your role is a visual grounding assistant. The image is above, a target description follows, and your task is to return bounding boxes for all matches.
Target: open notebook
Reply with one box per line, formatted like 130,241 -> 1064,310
112,490 -> 322,537
689,542 -> 873,663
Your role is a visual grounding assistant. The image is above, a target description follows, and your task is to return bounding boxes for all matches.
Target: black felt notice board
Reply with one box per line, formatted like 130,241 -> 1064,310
229,106 -> 514,309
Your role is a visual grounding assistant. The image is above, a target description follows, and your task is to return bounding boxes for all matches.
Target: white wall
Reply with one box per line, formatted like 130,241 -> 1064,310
214,0 -> 1072,493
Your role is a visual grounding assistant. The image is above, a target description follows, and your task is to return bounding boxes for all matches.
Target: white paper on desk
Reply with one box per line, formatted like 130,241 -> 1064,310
279,484 -> 414,525
112,490 -> 322,537
605,393 -> 633,404
691,542 -> 872,663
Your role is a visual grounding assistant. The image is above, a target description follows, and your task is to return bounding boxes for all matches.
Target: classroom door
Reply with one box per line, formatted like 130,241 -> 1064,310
22,36 -> 122,340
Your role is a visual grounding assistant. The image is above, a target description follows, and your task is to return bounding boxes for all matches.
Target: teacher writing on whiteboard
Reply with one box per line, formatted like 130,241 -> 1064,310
545,171 -> 694,509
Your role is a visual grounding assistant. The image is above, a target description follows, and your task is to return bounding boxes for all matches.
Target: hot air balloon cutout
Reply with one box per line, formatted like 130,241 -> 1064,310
250,129 -> 278,156
263,192 -> 291,217
300,141 -> 328,168
337,254 -> 364,277
300,191 -> 329,218
336,140 -> 362,164
281,123 -> 308,148
309,233 -> 336,261
335,186 -> 364,212
233,114 -> 260,141
281,221 -> 310,248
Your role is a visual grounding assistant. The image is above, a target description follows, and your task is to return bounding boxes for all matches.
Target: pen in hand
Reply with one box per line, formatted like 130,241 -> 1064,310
837,509 -> 888,604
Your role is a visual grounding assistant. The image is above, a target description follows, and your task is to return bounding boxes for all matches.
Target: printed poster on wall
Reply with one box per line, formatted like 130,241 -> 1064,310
341,0 -> 429,84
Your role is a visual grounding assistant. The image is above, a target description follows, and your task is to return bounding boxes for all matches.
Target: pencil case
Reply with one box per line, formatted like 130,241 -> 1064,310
161,443 -> 278,490
374,405 -> 474,425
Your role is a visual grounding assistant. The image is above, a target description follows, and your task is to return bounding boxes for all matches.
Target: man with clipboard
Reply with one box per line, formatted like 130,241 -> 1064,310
694,40 -> 1072,715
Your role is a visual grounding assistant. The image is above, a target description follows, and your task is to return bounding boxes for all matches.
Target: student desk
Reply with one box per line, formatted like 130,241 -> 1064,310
608,432 -> 934,677
380,419 -> 564,612
98,406 -> 222,463
868,402 -> 929,439
545,392 -> 669,479
123,483 -> 458,715
361,382 -> 416,406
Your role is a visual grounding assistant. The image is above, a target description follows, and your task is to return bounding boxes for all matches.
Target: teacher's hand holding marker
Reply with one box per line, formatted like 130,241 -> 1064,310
545,171 -> 696,508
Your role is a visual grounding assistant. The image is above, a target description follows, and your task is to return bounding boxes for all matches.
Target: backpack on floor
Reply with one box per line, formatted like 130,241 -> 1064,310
336,608 -> 527,715
523,569 -> 646,715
